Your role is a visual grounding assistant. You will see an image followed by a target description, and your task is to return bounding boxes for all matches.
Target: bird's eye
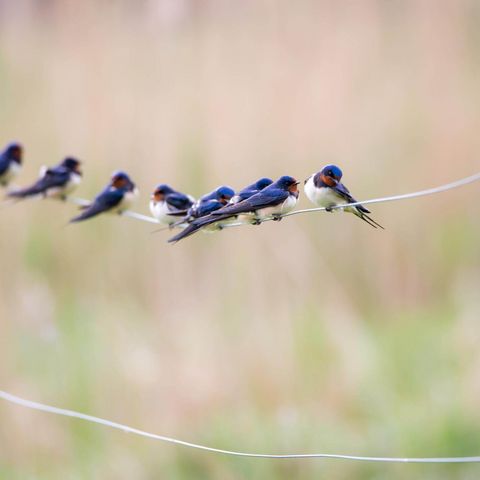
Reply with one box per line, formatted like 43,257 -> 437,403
328,170 -> 333,176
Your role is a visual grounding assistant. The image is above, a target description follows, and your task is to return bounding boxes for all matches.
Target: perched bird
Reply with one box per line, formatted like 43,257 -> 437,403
229,177 -> 273,204
304,164 -> 383,229
8,157 -> 82,200
183,185 -> 235,222
0,142 -> 23,187
167,185 -> 234,241
150,184 -> 195,226
70,171 -> 137,223
168,177 -> 273,243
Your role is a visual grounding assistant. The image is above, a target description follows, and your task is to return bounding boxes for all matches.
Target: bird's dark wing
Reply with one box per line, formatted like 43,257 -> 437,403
194,200 -> 224,218
333,182 -> 370,214
235,188 -> 258,203
168,213 -> 232,243
70,188 -> 124,223
166,192 -> 193,211
8,168 -> 70,198
0,157 -> 9,176
211,188 -> 287,216
191,212 -> 231,227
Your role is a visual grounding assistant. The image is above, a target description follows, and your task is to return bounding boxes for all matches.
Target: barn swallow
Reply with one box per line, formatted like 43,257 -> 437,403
230,177 -> 273,204
70,171 -> 137,223
182,185 -> 235,222
8,157 -> 82,200
0,142 -> 22,187
304,164 -> 384,228
210,175 -> 299,221
168,177 -> 273,242
150,184 -> 195,226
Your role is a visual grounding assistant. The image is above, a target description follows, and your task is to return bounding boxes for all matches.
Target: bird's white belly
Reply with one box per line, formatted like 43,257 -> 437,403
257,194 -> 297,219
150,200 -> 176,224
1,162 -> 21,185
62,173 -> 82,195
115,189 -> 138,212
304,177 -> 345,209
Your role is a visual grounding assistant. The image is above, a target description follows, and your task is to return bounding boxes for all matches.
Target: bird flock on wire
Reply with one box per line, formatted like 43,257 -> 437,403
1,141 -> 384,242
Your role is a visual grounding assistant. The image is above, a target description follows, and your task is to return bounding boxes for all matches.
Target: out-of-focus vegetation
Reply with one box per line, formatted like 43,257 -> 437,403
1,1 -> 480,478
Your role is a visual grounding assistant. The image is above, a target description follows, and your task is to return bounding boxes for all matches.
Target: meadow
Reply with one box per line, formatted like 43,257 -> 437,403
1,1 -> 480,478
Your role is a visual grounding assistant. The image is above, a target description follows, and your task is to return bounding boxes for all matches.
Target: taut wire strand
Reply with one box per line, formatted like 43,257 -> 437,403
1,390 -> 479,463
282,171 -> 480,218
65,171 -> 480,229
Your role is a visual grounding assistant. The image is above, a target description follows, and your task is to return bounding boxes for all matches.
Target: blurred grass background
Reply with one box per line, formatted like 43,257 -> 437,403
1,0 -> 480,478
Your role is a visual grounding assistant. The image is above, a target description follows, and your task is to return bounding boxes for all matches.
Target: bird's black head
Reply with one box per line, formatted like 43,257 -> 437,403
215,186 -> 235,204
5,143 -> 22,164
151,184 -> 174,201
61,157 -> 82,174
111,171 -> 135,191
255,177 -> 273,190
320,164 -> 343,186
276,175 -> 299,194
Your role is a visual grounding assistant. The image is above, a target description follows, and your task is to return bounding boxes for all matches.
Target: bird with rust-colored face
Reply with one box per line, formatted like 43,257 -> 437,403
150,184 -> 195,226
8,157 -> 82,200
70,171 -> 137,223
0,142 -> 23,188
167,177 -> 274,243
304,164 -> 383,228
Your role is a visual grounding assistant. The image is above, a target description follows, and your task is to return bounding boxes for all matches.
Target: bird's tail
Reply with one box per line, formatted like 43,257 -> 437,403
69,204 -> 104,223
168,224 -> 202,243
170,215 -> 191,228
168,214 -> 232,243
167,209 -> 189,217
352,208 -> 384,229
7,185 -> 44,199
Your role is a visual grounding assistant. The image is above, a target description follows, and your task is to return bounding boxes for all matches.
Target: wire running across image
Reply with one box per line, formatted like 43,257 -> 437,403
66,171 -> 480,229
1,390 -> 479,463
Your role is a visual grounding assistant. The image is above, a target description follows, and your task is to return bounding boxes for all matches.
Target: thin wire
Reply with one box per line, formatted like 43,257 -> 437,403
282,171 -> 480,218
1,390 -> 479,463
65,171 -> 480,229
120,210 -> 159,224
65,196 -> 90,207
